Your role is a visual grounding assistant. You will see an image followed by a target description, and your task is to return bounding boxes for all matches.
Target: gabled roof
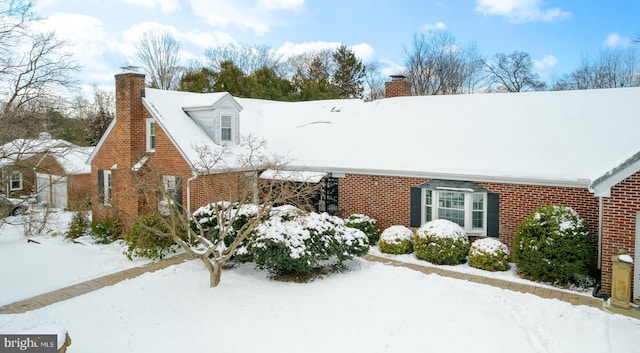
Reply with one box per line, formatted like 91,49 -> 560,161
0,137 -> 77,168
139,86 -> 640,188
37,146 -> 94,175
591,150 -> 640,197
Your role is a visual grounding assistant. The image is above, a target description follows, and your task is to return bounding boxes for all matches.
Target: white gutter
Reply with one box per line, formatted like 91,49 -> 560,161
186,172 -> 198,215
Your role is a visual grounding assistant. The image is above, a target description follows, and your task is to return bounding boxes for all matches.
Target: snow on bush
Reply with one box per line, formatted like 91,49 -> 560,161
345,214 -> 381,243
250,206 -> 370,275
378,225 -> 414,254
414,219 -> 469,265
513,205 -> 592,285
468,238 -> 510,271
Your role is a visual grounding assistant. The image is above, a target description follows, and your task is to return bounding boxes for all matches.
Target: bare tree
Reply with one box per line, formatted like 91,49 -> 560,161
553,49 -> 640,90
205,43 -> 285,76
134,30 -> 182,90
403,31 -> 486,95
483,51 -> 545,92
362,61 -> 385,100
131,135 -> 321,287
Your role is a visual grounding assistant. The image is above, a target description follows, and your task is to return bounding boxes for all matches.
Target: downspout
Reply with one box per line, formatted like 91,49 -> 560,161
186,172 -> 198,216
598,196 -> 603,270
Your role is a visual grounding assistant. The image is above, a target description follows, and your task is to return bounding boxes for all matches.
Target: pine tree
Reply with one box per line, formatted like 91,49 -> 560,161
332,44 -> 365,99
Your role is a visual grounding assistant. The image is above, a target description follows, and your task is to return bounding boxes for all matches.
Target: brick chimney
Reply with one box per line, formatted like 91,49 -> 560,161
114,72 -> 146,168
384,74 -> 412,98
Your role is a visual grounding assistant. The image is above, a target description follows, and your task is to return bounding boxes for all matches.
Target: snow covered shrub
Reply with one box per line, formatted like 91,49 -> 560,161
378,225 -> 414,254
513,205 -> 592,285
414,219 -> 469,265
345,214 -> 381,244
250,206 -> 370,276
190,201 -> 259,262
124,215 -> 181,260
468,238 -> 510,271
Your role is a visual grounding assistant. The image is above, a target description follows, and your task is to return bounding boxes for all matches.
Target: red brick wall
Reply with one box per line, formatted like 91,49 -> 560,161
338,174 -> 599,256
600,171 -> 640,296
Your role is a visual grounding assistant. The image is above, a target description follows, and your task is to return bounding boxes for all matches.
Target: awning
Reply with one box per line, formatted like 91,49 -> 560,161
259,169 -> 327,183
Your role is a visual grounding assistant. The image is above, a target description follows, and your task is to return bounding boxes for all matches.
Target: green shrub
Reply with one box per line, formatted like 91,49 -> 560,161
250,206 -> 369,276
414,219 -> 469,265
468,238 -> 510,271
345,214 -> 381,244
513,205 -> 592,285
65,211 -> 90,239
378,225 -> 414,254
124,215 -> 180,260
190,201 -> 258,263
90,215 -> 123,244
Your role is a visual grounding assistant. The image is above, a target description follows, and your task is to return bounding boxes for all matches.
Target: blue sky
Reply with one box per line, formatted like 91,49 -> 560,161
34,0 -> 640,94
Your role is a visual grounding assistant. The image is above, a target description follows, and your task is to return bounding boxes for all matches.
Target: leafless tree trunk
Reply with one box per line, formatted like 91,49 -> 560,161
483,51 -> 545,92
134,30 -> 182,90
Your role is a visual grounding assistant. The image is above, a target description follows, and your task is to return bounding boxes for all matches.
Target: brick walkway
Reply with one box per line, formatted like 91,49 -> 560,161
0,252 -> 623,316
0,253 -> 191,314
363,254 -> 605,309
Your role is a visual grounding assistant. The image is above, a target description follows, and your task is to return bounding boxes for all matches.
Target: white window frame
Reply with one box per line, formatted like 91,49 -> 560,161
104,170 -> 112,205
10,171 -> 22,191
423,188 -> 487,236
220,112 -> 234,143
146,118 -> 156,152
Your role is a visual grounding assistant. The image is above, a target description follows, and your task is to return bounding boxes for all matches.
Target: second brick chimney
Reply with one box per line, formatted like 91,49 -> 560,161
384,74 -> 412,98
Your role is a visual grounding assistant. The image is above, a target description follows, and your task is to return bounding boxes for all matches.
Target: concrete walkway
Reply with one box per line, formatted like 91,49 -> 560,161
2,252 -> 638,319
0,253 -> 191,314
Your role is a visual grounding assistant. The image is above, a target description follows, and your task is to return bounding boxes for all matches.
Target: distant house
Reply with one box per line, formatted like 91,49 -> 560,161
0,133 -> 93,210
90,72 -> 640,300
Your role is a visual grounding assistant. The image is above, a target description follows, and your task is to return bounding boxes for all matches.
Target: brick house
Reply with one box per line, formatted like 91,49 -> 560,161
90,72 -> 640,300
0,133 -> 92,210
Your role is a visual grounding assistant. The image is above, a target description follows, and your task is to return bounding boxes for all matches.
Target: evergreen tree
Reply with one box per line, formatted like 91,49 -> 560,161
294,57 -> 339,101
332,44 -> 365,99
213,61 -> 250,97
248,66 -> 295,101
179,67 -> 218,93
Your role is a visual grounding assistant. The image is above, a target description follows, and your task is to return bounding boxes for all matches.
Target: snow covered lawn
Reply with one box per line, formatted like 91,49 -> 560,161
0,211 -> 151,306
2,259 -> 640,353
2,210 -> 640,352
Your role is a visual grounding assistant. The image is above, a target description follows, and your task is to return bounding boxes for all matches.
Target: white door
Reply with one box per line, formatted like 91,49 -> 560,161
634,212 -> 640,301
36,173 -> 51,205
36,174 -> 67,209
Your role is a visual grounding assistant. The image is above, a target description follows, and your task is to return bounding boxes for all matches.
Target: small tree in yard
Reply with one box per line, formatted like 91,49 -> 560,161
131,135 -> 322,287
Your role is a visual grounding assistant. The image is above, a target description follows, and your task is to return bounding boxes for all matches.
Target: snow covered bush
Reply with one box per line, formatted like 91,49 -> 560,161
468,238 -> 510,271
513,205 -> 592,285
378,225 -> 414,254
65,211 -> 90,239
90,215 -> 123,244
190,201 -> 259,263
345,214 -> 381,244
414,219 -> 469,265
250,206 -> 370,276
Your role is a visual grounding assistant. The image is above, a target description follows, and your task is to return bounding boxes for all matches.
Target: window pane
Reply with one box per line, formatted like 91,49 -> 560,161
472,194 -> 484,228
438,191 -> 464,227
221,116 -> 232,141
425,190 -> 432,222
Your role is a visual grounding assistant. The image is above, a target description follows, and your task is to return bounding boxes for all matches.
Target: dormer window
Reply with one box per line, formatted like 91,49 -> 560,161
221,114 -> 233,142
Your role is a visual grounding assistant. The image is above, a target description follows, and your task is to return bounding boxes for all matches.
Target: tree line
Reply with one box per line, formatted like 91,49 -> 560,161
1,0 -> 638,146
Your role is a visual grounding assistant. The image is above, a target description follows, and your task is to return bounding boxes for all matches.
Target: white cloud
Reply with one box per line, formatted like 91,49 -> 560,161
258,0 -> 304,10
117,0 -> 181,15
534,55 -> 557,69
421,22 -> 447,31
603,33 -> 633,48
475,0 -> 571,23
189,0 -> 305,35
350,43 -> 375,62
379,59 -> 405,77
275,41 -> 374,62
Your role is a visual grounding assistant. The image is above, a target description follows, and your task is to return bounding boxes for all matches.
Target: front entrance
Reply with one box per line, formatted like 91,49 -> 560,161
634,212 -> 640,301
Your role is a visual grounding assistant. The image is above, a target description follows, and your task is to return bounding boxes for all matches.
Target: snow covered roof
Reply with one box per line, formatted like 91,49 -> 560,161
43,146 -> 94,175
141,87 -> 640,188
0,137 -> 76,168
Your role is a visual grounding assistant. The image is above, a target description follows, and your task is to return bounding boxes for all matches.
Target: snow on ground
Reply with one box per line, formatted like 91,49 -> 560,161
0,210 -> 151,306
2,210 -> 640,352
2,259 -> 640,353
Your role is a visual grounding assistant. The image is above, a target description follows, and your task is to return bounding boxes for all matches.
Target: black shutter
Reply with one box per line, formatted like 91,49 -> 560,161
175,176 -> 183,212
410,187 -> 422,228
487,192 -> 499,237
97,170 -> 104,204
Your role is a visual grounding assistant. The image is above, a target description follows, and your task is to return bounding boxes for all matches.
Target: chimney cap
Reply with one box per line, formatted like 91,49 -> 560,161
119,65 -> 141,73
389,74 -> 407,81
